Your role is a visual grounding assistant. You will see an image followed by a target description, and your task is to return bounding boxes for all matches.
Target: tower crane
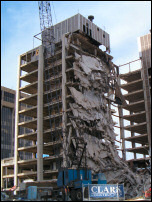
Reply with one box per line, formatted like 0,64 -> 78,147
38,1 -> 52,31
38,1 -> 55,55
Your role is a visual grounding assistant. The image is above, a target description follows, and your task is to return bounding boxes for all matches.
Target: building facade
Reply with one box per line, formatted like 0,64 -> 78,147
118,31 -> 151,168
1,87 -> 15,159
1,86 -> 33,190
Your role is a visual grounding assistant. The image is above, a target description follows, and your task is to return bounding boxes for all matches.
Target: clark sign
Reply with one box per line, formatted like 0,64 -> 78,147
89,184 -> 124,198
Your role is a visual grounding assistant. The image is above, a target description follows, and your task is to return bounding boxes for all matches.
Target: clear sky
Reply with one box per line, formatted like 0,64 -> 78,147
1,1 -> 151,90
1,1 -> 151,159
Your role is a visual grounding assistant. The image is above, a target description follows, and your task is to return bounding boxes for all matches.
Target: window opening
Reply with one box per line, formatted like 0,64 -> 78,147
90,29 -> 92,37
83,25 -> 86,33
27,53 -> 32,62
86,27 -> 89,35
21,55 -> 26,65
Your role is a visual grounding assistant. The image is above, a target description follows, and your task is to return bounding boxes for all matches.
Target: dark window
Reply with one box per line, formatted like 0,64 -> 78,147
103,34 -> 105,38
1,106 -> 13,159
27,53 -> 32,62
25,127 -> 33,134
19,114 -> 24,122
97,27 -> 99,31
32,51 -> 36,56
19,126 -> 24,135
21,55 -> 26,65
90,29 -> 92,37
83,25 -> 86,33
25,116 -> 32,121
87,27 -> 89,35
4,91 -> 15,103
21,102 -> 26,107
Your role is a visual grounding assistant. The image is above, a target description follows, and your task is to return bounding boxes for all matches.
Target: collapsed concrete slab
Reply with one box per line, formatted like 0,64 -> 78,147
66,49 -> 151,199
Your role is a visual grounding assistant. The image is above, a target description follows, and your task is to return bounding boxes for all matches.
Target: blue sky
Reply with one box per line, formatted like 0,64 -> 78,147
1,1 -> 151,90
1,1 -> 151,160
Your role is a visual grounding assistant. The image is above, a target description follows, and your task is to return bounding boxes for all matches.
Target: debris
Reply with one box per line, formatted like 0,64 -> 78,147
66,35 -> 151,199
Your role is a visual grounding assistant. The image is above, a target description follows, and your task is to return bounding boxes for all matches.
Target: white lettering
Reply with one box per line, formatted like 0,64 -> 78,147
90,185 -> 124,198
98,186 -> 104,193
110,186 -> 116,193
91,186 -> 98,193
116,187 -> 122,195
104,187 -> 109,193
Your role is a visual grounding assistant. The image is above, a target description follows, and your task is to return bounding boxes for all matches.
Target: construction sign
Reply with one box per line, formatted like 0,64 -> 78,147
89,184 -> 124,199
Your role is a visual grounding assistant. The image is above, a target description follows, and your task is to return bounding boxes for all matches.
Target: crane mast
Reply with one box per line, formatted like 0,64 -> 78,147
38,1 -> 55,55
38,1 -> 53,31
38,1 -> 62,168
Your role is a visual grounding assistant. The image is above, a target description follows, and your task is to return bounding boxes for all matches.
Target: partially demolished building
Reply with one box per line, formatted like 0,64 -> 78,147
118,31 -> 151,169
1,14 -> 150,198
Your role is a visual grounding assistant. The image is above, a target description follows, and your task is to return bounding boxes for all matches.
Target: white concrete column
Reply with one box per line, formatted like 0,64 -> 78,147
14,56 -> 21,193
1,164 -> 4,189
117,74 -> 126,161
37,45 -> 44,181
5,167 -> 7,189
62,34 -> 68,168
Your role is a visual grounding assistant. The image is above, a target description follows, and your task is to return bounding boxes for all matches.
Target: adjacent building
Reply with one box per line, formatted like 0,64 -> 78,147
118,31 -> 151,168
1,87 -> 15,159
1,86 -> 32,189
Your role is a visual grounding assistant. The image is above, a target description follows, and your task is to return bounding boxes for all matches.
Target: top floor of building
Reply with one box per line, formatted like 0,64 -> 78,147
42,13 -> 110,52
138,30 -> 151,69
1,86 -> 16,107
19,13 -> 111,68
1,86 -> 32,109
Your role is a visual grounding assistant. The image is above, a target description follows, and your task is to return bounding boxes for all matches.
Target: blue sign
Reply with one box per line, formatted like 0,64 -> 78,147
89,184 -> 124,198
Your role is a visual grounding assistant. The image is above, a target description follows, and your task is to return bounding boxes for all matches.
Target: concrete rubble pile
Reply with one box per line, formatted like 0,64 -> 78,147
66,51 -> 151,199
